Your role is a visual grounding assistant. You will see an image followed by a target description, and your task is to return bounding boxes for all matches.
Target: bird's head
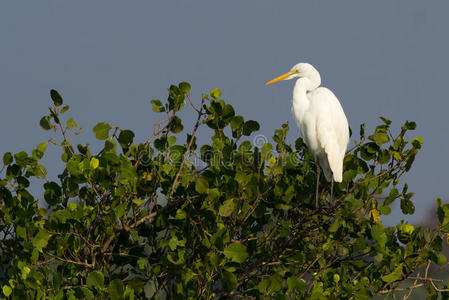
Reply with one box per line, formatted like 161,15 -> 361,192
266,62 -> 321,90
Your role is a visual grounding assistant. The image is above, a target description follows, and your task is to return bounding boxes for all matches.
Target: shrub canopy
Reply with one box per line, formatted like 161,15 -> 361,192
0,84 -> 448,299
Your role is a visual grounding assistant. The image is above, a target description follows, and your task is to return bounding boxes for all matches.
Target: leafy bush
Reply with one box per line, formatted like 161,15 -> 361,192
0,84 -> 448,299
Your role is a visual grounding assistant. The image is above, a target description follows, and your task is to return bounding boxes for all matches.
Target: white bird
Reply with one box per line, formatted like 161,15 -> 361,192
266,62 -> 349,207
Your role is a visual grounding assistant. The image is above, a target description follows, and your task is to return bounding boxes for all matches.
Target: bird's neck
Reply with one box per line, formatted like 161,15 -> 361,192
292,79 -> 311,121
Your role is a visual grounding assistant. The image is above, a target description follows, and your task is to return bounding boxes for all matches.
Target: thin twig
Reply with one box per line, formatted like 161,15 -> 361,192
169,95 -> 205,199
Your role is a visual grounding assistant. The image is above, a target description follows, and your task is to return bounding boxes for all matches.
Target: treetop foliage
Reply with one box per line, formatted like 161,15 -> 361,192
0,83 -> 448,299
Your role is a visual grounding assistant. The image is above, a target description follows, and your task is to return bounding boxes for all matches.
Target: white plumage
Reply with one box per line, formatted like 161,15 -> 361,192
266,62 -> 349,206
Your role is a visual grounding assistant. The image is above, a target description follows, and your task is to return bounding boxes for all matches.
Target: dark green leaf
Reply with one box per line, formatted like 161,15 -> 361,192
221,271 -> 236,292
40,116 -> 52,130
360,123 -> 365,138
44,181 -> 62,205
87,271 -> 104,290
79,287 -> 94,300
3,152 -> 12,165
179,82 -> 191,93
108,279 -> 124,300
379,116 -> 392,125
402,121 -> 417,131
401,197 -> 415,214
168,116 -> 183,133
242,120 -> 260,136
50,89 -> 63,106
118,129 -> 135,148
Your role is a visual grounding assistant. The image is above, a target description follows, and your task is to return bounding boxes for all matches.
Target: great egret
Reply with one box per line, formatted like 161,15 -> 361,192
266,62 -> 349,207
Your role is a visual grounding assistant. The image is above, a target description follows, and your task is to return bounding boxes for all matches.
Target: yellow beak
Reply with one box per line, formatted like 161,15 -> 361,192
265,70 -> 298,85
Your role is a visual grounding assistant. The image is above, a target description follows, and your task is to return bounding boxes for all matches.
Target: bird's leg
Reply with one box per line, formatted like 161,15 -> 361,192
330,179 -> 334,207
315,165 -> 321,209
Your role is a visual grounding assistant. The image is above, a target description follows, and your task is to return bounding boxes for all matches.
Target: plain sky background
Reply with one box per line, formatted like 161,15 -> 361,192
1,1 -> 448,224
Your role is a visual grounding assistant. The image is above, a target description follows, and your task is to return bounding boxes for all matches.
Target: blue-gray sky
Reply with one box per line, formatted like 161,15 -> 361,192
1,1 -> 448,224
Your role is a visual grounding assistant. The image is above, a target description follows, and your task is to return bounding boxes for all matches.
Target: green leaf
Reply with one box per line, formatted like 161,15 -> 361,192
67,157 -> 82,176
119,159 -> 137,184
53,273 -> 63,288
90,157 -> 99,169
168,116 -> 184,133
371,223 -> 387,247
40,116 -> 52,130
287,277 -> 306,292
179,82 -> 191,93
412,136 -> 423,149
175,209 -> 187,220
87,271 -> 104,290
170,145 -> 186,162
118,130 -> 135,148
138,258 -> 148,270
378,205 -> 391,215
230,116 -> 244,133
2,285 -> 12,297
221,271 -> 236,292
219,199 -> 235,217
223,242 -> 248,263
16,226 -> 27,240
328,218 -> 340,233
371,132 -> 389,146
402,120 -> 416,130
44,181 -> 62,206
222,104 -> 235,120
195,177 -> 209,194
261,143 -> 273,161
108,279 -> 124,300
381,264 -> 403,283
378,149 -> 391,164
210,88 -> 221,99
150,99 -> 165,112
385,188 -> 399,206
79,287 -> 94,300
360,123 -> 365,138
60,104 -> 70,114
168,85 -> 185,111
437,253 -> 447,265
50,89 -> 63,106
37,142 -> 48,154
242,120 -> 260,136
258,274 -> 282,295
14,151 -> 28,167
154,137 -> 167,151
3,152 -> 13,165
93,122 -> 112,140
354,288 -> 371,300
66,118 -> 78,130
401,197 -> 415,215
33,229 -> 51,251
379,116 -> 392,125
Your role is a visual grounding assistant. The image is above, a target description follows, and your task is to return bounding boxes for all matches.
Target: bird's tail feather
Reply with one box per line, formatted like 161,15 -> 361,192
325,143 -> 344,182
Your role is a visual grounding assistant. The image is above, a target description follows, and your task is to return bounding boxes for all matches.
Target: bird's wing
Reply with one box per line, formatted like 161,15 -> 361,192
309,87 -> 349,182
